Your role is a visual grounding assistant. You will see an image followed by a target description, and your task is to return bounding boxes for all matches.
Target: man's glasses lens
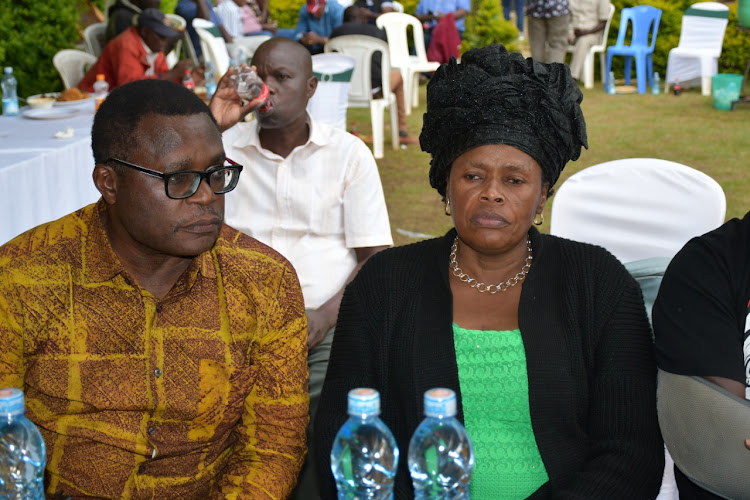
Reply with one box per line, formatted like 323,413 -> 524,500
166,165 -> 241,199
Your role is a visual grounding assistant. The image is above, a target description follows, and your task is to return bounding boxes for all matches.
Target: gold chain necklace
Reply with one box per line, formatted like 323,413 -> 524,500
449,236 -> 533,294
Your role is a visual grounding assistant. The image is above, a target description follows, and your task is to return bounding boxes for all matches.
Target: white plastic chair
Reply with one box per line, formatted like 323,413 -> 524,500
550,158 -> 726,264
193,18 -> 230,76
665,2 -> 729,96
550,158 -> 726,500
164,13 -> 188,68
308,53 -> 356,131
567,4 -> 615,89
83,22 -> 107,57
376,12 -> 439,115
53,50 -> 98,89
227,35 -> 272,66
325,35 -> 399,159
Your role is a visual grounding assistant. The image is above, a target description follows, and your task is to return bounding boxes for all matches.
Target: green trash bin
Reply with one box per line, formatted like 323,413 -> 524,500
711,74 -> 743,110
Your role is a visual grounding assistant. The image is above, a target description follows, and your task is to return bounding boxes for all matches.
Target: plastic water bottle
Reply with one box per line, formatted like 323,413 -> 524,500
182,69 -> 195,91
606,71 -> 616,95
0,388 -> 46,499
205,61 -> 217,100
93,74 -> 109,111
2,67 -> 19,117
652,72 -> 661,95
331,388 -> 399,500
408,388 -> 475,500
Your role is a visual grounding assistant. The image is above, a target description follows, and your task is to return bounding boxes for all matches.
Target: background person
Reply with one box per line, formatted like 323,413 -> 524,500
568,0 -> 610,81
0,79 -> 308,498
653,212 -> 750,499
502,0 -> 525,39
295,0 -> 345,54
315,44 -> 664,499
414,0 -> 470,48
79,8 -> 194,92
527,0 -> 571,63
176,0 -> 233,58
209,37 -> 393,499
105,0 -> 161,43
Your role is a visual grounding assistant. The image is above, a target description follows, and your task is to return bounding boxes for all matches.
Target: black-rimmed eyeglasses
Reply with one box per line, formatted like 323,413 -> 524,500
106,157 -> 244,200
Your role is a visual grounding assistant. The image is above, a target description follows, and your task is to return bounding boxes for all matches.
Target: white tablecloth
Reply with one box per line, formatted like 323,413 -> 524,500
0,100 -> 101,245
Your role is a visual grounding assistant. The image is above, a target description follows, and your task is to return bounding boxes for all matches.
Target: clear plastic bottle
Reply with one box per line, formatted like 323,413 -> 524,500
204,61 -> 217,100
2,67 -> 19,117
408,388 -> 475,500
606,71 -> 616,95
331,388 -> 399,500
652,72 -> 661,95
182,69 -> 195,91
93,74 -> 109,111
0,388 -> 46,499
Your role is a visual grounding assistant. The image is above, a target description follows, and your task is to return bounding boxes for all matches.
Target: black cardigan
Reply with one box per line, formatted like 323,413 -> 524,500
315,228 -> 664,499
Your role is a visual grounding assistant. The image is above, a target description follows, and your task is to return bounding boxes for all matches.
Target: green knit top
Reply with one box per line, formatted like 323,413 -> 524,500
452,323 -> 549,499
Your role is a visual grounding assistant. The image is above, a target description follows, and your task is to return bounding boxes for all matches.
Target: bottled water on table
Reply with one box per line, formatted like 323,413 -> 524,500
0,388 -> 46,500
2,67 -> 19,117
408,388 -> 475,500
331,388 -> 399,500
93,74 -> 109,111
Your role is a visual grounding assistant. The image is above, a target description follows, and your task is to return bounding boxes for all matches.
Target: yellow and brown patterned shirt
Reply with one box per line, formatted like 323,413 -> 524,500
0,201 -> 309,499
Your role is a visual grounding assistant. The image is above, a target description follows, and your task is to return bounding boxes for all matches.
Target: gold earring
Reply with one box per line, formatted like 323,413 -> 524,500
444,200 -> 451,216
534,213 -> 544,225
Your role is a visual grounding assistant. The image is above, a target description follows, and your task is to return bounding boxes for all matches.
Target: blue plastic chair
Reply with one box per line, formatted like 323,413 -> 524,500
605,5 -> 662,94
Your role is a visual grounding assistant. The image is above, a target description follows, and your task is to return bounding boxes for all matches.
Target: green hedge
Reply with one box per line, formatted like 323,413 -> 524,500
0,1 -> 82,97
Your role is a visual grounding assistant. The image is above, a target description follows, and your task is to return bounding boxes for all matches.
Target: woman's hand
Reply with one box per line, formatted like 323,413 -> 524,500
209,66 -> 265,133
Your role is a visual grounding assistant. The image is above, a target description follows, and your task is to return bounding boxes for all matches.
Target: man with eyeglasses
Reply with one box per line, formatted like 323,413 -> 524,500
0,79 -> 308,499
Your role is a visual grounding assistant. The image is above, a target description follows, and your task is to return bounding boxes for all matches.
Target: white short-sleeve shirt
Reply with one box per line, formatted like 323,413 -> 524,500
216,0 -> 244,38
222,114 -> 393,309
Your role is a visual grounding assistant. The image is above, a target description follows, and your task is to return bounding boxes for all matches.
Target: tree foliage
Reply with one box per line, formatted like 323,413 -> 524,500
0,0 -> 82,97
461,0 -> 519,54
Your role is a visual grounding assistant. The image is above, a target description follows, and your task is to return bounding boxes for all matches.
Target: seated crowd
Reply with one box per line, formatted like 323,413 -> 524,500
1,3 -> 748,500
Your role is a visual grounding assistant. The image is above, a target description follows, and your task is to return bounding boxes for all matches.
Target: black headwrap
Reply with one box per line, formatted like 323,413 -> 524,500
420,44 -> 588,197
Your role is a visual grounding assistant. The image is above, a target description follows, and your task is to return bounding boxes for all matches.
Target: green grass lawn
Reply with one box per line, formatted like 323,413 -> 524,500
345,83 -> 750,246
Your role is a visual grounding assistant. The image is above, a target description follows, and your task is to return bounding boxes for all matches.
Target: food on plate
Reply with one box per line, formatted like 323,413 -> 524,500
28,96 -> 56,109
57,88 -> 90,102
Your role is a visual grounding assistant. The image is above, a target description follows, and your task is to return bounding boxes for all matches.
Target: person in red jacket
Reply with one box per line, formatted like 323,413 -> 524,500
79,8 -> 194,92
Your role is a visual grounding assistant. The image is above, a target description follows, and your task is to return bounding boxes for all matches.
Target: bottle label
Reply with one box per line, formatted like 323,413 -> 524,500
2,99 -> 19,116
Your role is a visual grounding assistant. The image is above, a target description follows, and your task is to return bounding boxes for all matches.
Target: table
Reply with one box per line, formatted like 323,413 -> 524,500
0,100 -> 101,245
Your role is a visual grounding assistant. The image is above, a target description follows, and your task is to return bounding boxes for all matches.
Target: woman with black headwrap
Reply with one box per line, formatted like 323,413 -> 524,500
314,44 -> 664,499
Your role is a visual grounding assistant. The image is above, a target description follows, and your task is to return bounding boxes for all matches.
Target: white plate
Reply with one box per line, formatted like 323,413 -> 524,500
22,107 -> 81,120
54,94 -> 94,107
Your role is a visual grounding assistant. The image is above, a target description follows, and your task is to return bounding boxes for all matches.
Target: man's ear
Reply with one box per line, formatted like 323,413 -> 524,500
93,164 -> 119,205
307,75 -> 318,100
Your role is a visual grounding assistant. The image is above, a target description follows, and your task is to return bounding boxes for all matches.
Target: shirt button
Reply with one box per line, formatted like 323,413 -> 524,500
147,426 -> 156,436
156,305 -> 163,313
154,368 -> 162,378
138,464 -> 146,474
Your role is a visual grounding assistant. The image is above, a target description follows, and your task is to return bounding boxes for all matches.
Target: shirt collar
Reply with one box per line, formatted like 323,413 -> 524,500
231,111 -> 330,157
84,200 -> 217,284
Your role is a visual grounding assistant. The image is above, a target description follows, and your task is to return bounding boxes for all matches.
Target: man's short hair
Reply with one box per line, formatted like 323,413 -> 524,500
91,79 -> 218,165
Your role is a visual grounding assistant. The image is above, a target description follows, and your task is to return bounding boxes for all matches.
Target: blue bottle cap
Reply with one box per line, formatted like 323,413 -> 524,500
347,388 -> 380,417
423,388 -> 457,418
0,387 -> 25,416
